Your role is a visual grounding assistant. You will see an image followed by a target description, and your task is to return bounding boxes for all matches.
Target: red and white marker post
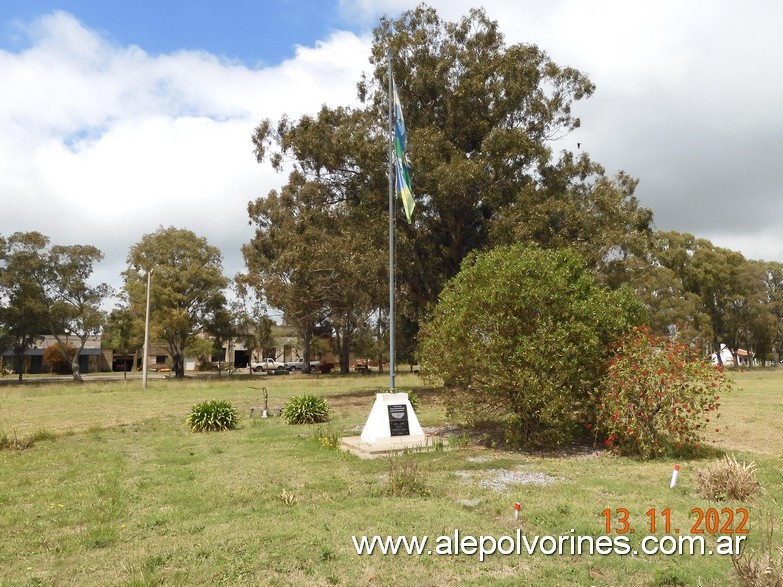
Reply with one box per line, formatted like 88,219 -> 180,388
514,502 -> 521,520
670,464 -> 680,489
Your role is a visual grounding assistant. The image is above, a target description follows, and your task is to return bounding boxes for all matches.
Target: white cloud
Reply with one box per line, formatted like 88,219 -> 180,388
0,11 -> 372,302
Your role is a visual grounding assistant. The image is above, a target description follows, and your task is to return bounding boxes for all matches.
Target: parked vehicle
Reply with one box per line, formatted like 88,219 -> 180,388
251,358 -> 284,372
284,359 -> 305,372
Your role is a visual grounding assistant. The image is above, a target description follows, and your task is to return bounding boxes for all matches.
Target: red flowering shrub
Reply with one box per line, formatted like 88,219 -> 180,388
43,343 -> 75,375
594,326 -> 731,459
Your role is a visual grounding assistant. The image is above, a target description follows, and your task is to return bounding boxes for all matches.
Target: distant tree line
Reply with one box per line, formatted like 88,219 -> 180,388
0,227 -> 272,380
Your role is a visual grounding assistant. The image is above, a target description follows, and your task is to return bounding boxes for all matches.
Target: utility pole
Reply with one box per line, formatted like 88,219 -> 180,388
142,268 -> 154,389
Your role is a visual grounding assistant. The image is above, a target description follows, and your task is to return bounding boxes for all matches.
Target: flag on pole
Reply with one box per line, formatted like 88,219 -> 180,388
392,78 -> 415,223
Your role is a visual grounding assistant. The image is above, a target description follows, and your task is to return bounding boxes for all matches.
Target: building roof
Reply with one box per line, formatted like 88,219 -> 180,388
3,348 -> 104,357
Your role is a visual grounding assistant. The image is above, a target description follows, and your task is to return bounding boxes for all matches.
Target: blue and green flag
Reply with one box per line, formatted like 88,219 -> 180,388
392,78 -> 415,223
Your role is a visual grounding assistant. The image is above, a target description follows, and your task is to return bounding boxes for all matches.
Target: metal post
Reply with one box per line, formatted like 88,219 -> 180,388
142,268 -> 153,389
388,48 -> 395,391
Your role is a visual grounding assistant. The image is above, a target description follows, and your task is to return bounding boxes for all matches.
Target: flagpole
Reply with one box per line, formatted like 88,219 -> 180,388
388,48 -> 396,391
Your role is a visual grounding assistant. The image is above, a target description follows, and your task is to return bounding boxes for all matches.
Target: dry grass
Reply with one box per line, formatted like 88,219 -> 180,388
733,514 -> 783,587
388,454 -> 430,497
698,454 -> 761,501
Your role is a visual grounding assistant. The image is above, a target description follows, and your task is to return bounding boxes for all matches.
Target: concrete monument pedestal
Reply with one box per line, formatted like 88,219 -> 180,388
341,392 -> 442,458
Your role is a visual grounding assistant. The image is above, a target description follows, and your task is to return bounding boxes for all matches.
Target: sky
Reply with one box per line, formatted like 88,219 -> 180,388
1,0 -> 782,311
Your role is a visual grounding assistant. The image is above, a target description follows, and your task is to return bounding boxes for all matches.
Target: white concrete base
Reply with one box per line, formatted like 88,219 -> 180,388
360,392 -> 424,443
340,435 -> 447,459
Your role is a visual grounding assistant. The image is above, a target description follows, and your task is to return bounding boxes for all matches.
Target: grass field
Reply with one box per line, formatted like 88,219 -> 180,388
0,370 -> 781,586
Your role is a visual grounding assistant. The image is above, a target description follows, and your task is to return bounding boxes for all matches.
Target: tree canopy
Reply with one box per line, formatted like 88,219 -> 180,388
0,231 -> 110,381
243,5 -> 653,366
124,226 -> 228,378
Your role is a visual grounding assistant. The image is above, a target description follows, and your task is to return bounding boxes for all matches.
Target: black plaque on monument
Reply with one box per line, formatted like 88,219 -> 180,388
387,404 -> 410,437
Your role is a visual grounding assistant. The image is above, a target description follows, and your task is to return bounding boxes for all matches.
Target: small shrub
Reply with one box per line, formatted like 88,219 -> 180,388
0,429 -> 33,450
281,394 -> 329,424
186,399 -> 239,432
28,428 -> 57,443
449,431 -> 470,449
594,326 -> 732,459
698,455 -> 760,501
43,343 -> 76,375
652,568 -> 688,587
311,425 -> 340,450
388,455 -> 429,497
732,513 -> 783,587
279,489 -> 298,505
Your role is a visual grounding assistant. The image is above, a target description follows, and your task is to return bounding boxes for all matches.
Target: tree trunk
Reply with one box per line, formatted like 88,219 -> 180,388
71,338 -> 86,382
301,327 -> 312,373
71,358 -> 82,382
340,331 -> 350,374
227,336 -> 234,377
376,315 -> 384,374
15,353 -> 23,382
173,352 -> 185,378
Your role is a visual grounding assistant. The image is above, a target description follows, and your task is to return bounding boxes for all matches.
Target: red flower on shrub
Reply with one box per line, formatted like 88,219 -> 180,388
595,326 -> 732,459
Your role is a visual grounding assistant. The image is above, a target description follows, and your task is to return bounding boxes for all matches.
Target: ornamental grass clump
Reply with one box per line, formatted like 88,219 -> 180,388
186,399 -> 239,432
594,326 -> 732,459
281,394 -> 329,424
732,513 -> 783,587
698,455 -> 760,502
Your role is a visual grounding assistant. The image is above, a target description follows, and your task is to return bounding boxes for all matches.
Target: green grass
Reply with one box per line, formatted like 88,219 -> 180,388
0,370 -> 781,585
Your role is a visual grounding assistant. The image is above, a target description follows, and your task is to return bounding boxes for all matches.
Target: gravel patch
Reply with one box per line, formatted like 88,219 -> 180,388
456,468 -> 559,492
465,456 -> 493,463
457,498 -> 481,508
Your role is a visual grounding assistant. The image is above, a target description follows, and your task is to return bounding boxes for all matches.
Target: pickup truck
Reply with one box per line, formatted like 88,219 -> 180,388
284,359 -> 305,371
251,358 -> 284,372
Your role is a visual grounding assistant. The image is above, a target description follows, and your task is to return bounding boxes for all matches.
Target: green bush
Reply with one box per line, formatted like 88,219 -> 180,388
419,245 -> 644,448
186,399 -> 239,432
281,394 -> 329,424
